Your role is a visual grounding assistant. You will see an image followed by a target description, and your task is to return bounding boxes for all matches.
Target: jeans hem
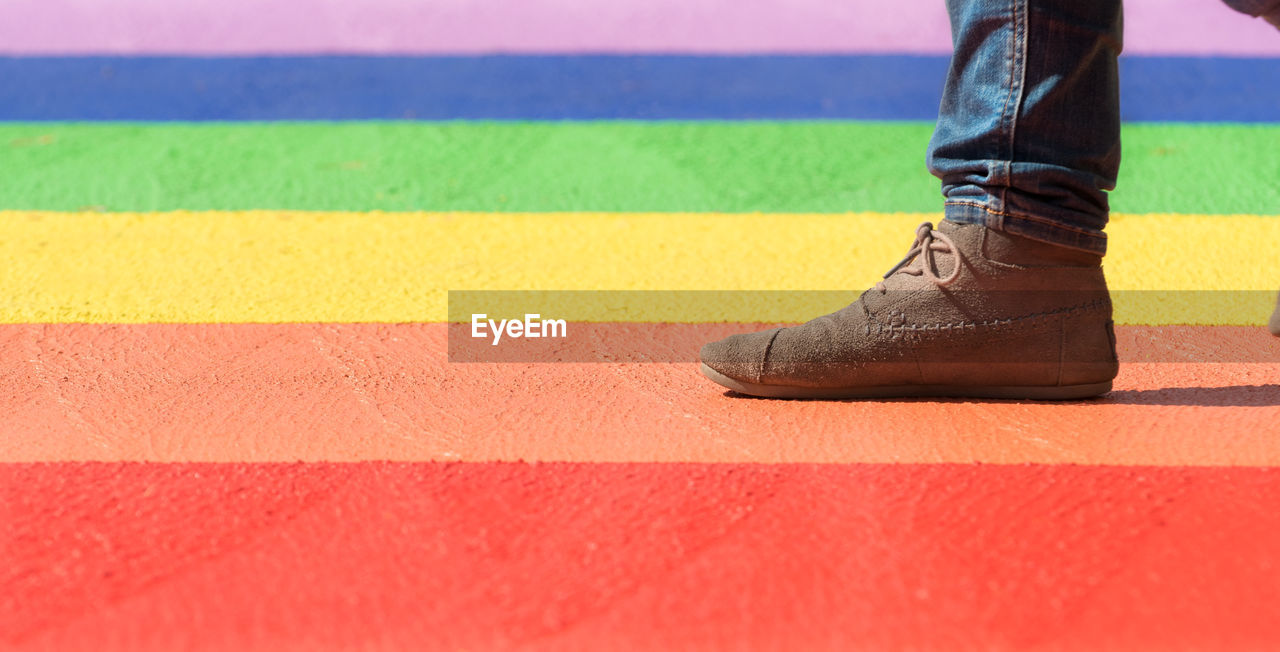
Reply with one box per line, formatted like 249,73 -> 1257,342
943,202 -> 1108,256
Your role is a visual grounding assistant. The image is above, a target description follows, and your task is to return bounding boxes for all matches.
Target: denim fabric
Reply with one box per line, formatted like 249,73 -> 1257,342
927,0 -> 1123,255
927,0 -> 1278,255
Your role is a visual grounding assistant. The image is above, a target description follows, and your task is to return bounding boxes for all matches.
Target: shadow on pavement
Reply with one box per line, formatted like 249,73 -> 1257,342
722,384 -> 1280,407
1099,384 -> 1280,407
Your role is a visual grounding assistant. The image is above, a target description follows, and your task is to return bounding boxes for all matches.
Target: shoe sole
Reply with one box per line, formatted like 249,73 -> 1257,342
700,363 -> 1112,401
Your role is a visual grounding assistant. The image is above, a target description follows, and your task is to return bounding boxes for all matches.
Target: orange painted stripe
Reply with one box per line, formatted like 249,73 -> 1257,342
2,323 -> 1277,465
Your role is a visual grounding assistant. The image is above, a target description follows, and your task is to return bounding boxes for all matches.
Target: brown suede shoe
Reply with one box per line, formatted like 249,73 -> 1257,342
700,221 -> 1118,399
1270,290 -> 1280,337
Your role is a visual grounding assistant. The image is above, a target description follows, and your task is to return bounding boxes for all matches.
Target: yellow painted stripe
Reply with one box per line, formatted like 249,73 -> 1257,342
2,210 -> 1276,324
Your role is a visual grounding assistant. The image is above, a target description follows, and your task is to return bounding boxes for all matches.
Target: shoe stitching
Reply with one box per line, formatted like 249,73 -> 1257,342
866,298 -> 1112,340
976,224 -> 1103,271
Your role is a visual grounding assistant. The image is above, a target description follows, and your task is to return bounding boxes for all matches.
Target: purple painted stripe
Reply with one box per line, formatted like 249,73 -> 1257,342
1,0 -> 1277,56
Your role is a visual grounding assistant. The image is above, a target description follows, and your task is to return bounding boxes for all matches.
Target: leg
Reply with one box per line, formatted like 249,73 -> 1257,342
1223,0 -> 1280,334
928,0 -> 1123,255
1223,2 -> 1280,333
699,0 -> 1122,399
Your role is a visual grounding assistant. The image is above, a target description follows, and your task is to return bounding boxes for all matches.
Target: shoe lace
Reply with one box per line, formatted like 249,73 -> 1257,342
874,222 -> 962,294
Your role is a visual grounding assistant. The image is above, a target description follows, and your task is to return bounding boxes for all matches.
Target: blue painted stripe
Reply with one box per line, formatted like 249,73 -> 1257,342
1,55 -> 1276,122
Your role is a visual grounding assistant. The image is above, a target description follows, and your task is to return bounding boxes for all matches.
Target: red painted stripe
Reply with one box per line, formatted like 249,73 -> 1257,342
2,323 -> 1278,464
5,463 -> 1280,650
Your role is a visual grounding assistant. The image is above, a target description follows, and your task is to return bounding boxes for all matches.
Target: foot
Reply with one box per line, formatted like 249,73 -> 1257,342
700,220 -> 1119,399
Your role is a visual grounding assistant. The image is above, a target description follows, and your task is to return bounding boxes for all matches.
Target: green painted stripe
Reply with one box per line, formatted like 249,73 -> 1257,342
3,122 -> 1278,214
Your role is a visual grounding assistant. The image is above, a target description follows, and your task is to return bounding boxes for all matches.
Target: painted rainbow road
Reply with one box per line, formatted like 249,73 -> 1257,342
2,1 -> 1280,650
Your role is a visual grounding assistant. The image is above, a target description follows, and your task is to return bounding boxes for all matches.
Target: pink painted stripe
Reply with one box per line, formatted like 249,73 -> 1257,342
1,0 -> 1277,56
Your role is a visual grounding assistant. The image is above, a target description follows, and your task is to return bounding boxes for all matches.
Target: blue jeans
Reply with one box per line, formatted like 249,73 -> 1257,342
927,0 -> 1280,255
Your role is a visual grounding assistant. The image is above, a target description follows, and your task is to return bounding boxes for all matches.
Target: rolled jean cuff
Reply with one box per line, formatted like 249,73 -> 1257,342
943,201 -> 1108,256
